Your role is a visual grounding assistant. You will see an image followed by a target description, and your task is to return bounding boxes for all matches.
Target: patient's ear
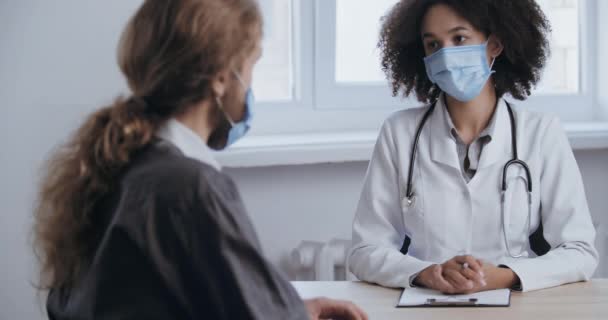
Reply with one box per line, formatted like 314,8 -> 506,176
211,69 -> 230,99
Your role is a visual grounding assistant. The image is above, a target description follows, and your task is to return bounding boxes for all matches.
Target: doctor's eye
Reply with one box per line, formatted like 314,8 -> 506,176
454,35 -> 468,45
425,41 -> 440,51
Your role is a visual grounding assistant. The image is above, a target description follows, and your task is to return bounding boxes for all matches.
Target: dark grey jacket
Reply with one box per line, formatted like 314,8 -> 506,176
47,141 -> 308,320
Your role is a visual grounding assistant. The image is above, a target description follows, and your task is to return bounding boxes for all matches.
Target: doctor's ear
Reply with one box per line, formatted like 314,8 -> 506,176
487,35 -> 504,59
211,69 -> 231,99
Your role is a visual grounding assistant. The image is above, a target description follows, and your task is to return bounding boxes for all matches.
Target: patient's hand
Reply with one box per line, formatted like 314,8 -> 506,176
304,297 -> 368,320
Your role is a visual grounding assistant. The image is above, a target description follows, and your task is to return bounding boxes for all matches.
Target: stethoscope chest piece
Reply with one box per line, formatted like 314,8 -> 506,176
402,195 -> 416,208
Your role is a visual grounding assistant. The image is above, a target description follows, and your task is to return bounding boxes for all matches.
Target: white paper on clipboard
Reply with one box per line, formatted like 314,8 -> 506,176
397,288 -> 511,307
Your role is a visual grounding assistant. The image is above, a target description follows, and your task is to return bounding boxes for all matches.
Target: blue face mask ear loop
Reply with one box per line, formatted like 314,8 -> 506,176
485,38 -> 499,89
215,70 -> 249,127
231,69 -> 253,113
486,38 -> 499,74
215,95 -> 236,127
232,70 -> 249,92
489,55 -> 498,89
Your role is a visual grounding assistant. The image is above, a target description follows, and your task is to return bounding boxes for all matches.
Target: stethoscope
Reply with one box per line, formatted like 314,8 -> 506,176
404,100 -> 532,258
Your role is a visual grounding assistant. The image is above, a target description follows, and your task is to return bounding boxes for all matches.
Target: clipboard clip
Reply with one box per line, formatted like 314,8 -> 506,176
426,298 -> 478,306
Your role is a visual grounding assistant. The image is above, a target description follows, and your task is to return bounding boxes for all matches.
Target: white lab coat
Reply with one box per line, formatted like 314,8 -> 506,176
348,97 -> 598,292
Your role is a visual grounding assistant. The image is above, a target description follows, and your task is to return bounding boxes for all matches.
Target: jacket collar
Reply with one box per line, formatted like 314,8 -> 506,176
155,119 -> 222,171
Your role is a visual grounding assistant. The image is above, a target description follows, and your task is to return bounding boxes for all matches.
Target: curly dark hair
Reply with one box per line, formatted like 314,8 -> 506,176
379,0 -> 551,103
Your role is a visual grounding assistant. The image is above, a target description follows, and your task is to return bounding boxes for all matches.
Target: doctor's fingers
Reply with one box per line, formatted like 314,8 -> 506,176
454,255 -> 484,275
443,269 -> 474,291
460,267 -> 487,287
429,265 -> 457,294
442,262 -> 483,286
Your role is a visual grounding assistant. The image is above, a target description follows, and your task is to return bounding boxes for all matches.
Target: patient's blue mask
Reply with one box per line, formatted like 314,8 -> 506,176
218,71 -> 255,148
423,42 -> 495,102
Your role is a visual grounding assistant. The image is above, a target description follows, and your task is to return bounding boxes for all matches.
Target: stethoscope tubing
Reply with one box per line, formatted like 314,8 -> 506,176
404,98 -> 533,258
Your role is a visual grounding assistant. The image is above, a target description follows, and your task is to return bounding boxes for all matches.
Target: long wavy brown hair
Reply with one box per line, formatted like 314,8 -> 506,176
33,0 -> 262,290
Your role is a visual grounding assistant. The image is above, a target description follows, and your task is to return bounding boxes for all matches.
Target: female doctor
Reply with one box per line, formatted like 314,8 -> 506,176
349,0 -> 598,294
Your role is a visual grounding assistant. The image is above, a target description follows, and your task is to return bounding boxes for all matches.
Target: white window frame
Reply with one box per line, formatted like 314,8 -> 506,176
314,0 -> 418,110
252,0 -> 397,135
218,0 -> 608,167
517,0 -> 596,121
596,0 -> 608,120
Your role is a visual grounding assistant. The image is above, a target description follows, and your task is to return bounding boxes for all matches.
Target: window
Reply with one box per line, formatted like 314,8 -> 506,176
332,0 -> 582,94
253,0 -> 294,101
335,0 -> 397,83
536,0 -> 580,94
247,0 -> 604,137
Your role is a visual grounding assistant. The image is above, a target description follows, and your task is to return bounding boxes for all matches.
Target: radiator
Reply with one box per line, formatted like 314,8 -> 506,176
290,229 -> 608,280
290,238 -> 357,281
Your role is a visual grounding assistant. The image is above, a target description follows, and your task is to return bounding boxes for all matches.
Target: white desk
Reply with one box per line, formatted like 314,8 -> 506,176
293,280 -> 608,320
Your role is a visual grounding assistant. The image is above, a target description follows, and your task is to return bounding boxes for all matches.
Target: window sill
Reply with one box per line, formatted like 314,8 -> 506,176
215,122 -> 608,168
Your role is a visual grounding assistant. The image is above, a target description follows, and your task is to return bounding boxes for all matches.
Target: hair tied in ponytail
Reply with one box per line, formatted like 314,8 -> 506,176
126,95 -> 150,111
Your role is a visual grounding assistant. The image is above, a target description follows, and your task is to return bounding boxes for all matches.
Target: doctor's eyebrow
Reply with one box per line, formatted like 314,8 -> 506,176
422,26 -> 471,39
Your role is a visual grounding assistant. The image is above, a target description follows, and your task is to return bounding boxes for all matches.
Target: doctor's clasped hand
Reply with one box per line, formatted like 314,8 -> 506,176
414,256 -> 519,294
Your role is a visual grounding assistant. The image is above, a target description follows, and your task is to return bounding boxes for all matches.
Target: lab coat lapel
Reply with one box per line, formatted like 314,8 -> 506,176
430,97 -> 461,170
478,99 -> 511,170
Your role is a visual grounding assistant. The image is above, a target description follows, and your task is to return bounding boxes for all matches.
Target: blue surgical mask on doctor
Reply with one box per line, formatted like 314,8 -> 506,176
217,70 -> 255,148
423,41 -> 496,102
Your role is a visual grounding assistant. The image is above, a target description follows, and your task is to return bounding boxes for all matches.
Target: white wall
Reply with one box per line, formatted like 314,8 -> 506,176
0,2 -> 139,319
1,1 -> 607,320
